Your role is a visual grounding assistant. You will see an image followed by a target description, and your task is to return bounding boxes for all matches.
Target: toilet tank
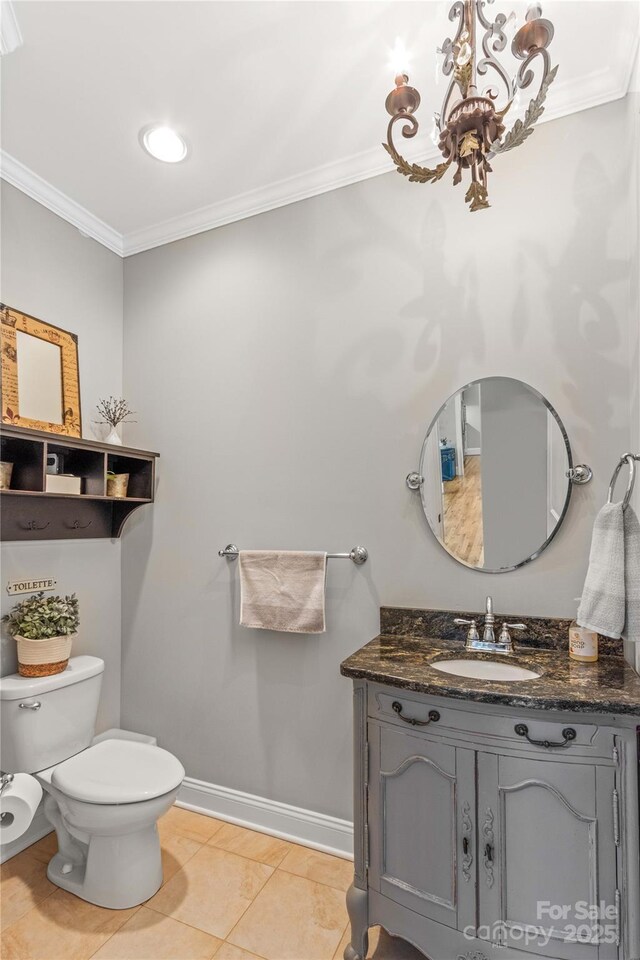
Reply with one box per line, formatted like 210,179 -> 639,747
0,656 -> 104,773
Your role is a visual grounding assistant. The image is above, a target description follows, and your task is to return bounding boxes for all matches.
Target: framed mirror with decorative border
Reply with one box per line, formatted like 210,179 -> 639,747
1,304 -> 82,437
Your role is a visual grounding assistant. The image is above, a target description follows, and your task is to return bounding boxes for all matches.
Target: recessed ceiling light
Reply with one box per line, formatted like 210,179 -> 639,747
140,125 -> 188,163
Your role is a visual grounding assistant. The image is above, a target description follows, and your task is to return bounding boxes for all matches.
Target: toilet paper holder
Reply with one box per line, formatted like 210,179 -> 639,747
0,773 -> 14,821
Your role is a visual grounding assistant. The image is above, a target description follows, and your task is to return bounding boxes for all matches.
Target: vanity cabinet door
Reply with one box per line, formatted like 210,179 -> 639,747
477,751 -> 618,960
368,721 -> 476,932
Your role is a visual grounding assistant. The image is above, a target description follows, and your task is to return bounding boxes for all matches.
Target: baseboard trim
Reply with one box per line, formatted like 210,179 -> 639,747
0,807 -> 52,864
177,777 -> 354,860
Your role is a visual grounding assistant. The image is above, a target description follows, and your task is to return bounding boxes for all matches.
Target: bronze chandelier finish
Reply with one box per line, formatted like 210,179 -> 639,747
384,0 -> 557,212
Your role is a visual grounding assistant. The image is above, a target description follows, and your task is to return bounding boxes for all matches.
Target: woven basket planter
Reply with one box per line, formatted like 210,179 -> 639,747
16,633 -> 75,677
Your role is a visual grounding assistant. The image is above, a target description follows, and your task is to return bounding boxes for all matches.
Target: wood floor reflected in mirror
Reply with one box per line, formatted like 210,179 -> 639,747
442,456 -> 484,567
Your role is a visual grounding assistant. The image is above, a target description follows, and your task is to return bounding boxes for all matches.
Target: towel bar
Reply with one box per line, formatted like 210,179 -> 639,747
607,453 -> 640,511
218,544 -> 368,564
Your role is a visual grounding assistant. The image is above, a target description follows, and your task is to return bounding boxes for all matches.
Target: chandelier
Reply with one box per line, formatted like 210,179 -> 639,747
383,1 -> 557,212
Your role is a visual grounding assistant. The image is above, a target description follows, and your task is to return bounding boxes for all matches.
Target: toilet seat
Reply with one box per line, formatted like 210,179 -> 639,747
51,739 -> 185,804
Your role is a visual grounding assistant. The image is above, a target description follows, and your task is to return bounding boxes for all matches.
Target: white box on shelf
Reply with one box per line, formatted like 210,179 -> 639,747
45,474 -> 82,495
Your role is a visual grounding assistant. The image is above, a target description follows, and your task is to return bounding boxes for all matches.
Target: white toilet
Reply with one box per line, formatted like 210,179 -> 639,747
0,656 -> 185,909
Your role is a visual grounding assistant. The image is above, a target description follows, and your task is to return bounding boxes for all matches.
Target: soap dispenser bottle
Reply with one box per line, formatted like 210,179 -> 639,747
569,601 -> 599,663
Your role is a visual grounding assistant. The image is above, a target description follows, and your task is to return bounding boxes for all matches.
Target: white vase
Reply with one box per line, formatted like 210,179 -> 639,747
106,426 -> 122,445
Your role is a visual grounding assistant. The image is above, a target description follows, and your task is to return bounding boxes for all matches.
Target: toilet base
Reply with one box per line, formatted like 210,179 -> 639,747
46,824 -> 163,910
41,784 -> 176,910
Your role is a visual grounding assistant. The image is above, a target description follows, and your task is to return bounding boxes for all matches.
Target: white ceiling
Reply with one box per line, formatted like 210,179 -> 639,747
1,0 -> 638,256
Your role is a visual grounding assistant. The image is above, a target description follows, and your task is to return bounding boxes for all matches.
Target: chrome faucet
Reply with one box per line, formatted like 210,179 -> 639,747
454,597 -> 526,654
483,595 -> 495,645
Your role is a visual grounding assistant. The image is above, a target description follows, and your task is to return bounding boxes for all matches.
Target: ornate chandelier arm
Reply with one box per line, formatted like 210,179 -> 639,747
490,63 -> 558,156
517,44 -> 551,90
383,114 -> 451,184
441,2 -> 467,79
475,0 -> 514,106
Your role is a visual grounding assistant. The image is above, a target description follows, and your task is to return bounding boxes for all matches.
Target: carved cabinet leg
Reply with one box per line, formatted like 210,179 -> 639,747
344,884 -> 369,960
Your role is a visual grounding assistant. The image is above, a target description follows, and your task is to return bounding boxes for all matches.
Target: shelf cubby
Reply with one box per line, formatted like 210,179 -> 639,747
1,434 -> 44,492
107,453 -> 153,501
47,442 -> 107,496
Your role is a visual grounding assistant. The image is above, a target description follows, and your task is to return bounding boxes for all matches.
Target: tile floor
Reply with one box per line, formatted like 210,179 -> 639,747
0,806 -> 425,960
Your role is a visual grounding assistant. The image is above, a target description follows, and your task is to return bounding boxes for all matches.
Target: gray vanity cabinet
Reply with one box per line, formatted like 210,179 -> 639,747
368,723 -> 476,932
345,681 -> 639,960
477,752 -> 618,960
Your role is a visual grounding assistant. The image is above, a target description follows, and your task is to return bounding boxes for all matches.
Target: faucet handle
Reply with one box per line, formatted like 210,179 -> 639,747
498,622 -> 526,645
454,618 -> 480,642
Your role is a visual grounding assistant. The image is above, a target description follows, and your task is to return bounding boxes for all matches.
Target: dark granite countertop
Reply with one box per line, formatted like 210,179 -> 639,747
341,633 -> 640,717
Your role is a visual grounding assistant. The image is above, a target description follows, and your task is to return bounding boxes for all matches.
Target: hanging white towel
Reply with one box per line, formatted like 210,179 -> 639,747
239,551 -> 327,634
622,506 -> 640,643
577,502 -> 625,638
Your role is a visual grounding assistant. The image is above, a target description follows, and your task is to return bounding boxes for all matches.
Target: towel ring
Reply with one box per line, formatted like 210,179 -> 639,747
607,453 -> 639,511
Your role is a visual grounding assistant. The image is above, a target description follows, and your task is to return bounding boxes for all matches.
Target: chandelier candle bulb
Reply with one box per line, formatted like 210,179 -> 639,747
383,0 -> 557,212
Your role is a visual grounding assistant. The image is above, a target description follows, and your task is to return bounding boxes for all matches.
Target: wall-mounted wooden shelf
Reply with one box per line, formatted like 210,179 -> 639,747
0,425 -> 159,541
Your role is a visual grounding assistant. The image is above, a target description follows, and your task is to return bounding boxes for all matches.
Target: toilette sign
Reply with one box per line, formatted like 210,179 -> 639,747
6,577 -> 57,596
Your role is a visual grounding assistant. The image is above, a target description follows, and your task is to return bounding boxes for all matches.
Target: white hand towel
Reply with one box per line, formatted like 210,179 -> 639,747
239,551 -> 327,634
622,506 -> 640,643
577,502 -> 625,638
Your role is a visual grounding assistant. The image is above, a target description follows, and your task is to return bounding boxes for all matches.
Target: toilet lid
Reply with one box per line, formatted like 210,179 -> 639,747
51,739 -> 185,804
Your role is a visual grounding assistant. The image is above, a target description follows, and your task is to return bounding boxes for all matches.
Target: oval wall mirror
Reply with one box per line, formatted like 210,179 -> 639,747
418,377 -> 574,573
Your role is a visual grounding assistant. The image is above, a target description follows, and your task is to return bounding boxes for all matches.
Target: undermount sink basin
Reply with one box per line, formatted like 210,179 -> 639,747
431,659 -> 540,682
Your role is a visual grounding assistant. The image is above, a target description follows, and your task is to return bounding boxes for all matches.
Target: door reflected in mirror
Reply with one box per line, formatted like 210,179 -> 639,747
420,378 -> 572,572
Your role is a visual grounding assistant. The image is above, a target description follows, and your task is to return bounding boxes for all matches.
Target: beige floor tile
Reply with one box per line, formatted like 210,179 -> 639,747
91,906 -> 221,960
227,870 -> 348,960
158,806 -> 224,844
0,888 -> 138,960
214,944 -> 265,960
208,823 -> 291,867
147,846 -> 273,940
332,923 -> 350,960
0,849 -> 56,928
278,846 -> 354,892
26,831 -> 59,865
159,831 -> 203,885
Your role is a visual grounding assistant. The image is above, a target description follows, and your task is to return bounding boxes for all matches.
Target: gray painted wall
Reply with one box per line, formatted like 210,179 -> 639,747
121,99 -> 638,820
625,83 -> 640,672
481,379 -> 547,570
0,183 -> 124,731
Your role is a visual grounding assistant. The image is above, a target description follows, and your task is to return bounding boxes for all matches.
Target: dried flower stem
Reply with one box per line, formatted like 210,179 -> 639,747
94,396 -> 137,428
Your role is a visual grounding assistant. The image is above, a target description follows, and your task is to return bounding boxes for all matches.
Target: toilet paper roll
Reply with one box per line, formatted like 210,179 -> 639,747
0,773 -> 43,844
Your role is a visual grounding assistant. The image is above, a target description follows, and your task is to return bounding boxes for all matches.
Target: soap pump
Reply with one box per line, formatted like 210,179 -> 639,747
569,599 -> 599,663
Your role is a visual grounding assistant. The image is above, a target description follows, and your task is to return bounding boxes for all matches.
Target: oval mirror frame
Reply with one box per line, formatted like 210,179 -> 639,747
418,377 -> 575,574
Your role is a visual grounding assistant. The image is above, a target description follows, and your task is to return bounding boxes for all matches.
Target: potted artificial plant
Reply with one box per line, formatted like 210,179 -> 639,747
3,592 -> 79,677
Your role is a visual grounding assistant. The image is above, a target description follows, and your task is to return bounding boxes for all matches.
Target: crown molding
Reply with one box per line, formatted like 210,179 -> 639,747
0,1 -> 23,56
122,139 -> 428,256
2,34 -> 637,259
0,152 -> 124,255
